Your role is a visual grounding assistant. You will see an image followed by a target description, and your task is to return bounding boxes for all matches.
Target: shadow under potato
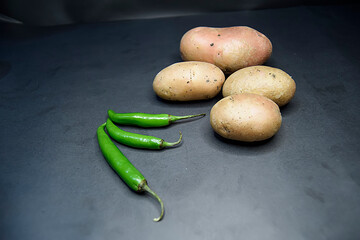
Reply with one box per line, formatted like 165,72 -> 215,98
0,61 -> 11,80
279,97 -> 299,116
213,131 -> 275,147
153,92 -> 223,108
200,125 -> 281,157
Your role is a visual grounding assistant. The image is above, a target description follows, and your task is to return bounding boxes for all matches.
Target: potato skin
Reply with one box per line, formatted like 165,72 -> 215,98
180,26 -> 272,74
210,93 -> 282,142
222,66 -> 296,106
153,61 -> 225,101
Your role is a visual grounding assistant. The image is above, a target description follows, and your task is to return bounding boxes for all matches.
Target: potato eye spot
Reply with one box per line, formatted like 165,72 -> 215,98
222,125 -> 231,134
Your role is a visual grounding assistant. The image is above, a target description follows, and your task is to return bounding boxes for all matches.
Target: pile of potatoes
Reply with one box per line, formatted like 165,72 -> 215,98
152,26 -> 296,142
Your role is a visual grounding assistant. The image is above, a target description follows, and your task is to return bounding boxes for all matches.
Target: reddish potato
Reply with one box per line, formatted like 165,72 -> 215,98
180,26 -> 272,74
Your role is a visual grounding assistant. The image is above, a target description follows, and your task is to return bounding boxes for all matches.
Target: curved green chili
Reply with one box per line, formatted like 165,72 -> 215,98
108,109 -> 205,127
106,118 -> 182,149
97,123 -> 164,222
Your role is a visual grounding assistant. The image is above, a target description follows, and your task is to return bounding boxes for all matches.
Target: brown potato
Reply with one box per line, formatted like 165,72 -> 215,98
180,26 -> 272,74
210,93 -> 282,142
153,61 -> 225,101
222,66 -> 296,106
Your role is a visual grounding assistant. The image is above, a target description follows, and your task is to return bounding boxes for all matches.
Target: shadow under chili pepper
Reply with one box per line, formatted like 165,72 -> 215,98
116,138 -> 183,151
105,123 -> 184,151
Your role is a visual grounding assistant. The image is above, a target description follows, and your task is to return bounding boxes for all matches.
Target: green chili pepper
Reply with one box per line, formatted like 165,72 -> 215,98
108,109 -> 205,128
97,123 -> 164,222
106,118 -> 182,149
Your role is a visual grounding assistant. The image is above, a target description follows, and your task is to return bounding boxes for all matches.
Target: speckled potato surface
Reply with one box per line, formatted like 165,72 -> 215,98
180,26 -> 272,74
222,66 -> 296,106
153,61 -> 225,101
210,93 -> 282,142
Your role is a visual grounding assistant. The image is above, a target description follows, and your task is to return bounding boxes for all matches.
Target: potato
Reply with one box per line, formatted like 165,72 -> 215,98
180,26 -> 272,74
222,66 -> 296,106
210,93 -> 282,142
153,61 -> 225,101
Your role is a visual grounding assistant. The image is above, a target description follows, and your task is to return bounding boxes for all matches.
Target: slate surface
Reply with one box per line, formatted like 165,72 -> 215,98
1,4 -> 360,240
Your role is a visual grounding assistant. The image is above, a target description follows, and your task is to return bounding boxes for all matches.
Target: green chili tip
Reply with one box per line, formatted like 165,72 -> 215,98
170,113 -> 206,123
141,184 -> 164,222
161,131 -> 183,148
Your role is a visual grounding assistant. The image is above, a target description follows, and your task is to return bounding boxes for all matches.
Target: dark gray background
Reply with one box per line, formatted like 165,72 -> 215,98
0,0 -> 358,26
1,3 -> 360,240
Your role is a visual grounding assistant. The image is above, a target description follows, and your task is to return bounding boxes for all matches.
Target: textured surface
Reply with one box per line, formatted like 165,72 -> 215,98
1,4 -> 360,240
1,0 -> 356,26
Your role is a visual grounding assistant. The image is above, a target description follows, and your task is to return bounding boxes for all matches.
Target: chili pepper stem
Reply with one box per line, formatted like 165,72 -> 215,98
161,131 -> 183,148
170,113 -> 206,123
142,184 -> 164,222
